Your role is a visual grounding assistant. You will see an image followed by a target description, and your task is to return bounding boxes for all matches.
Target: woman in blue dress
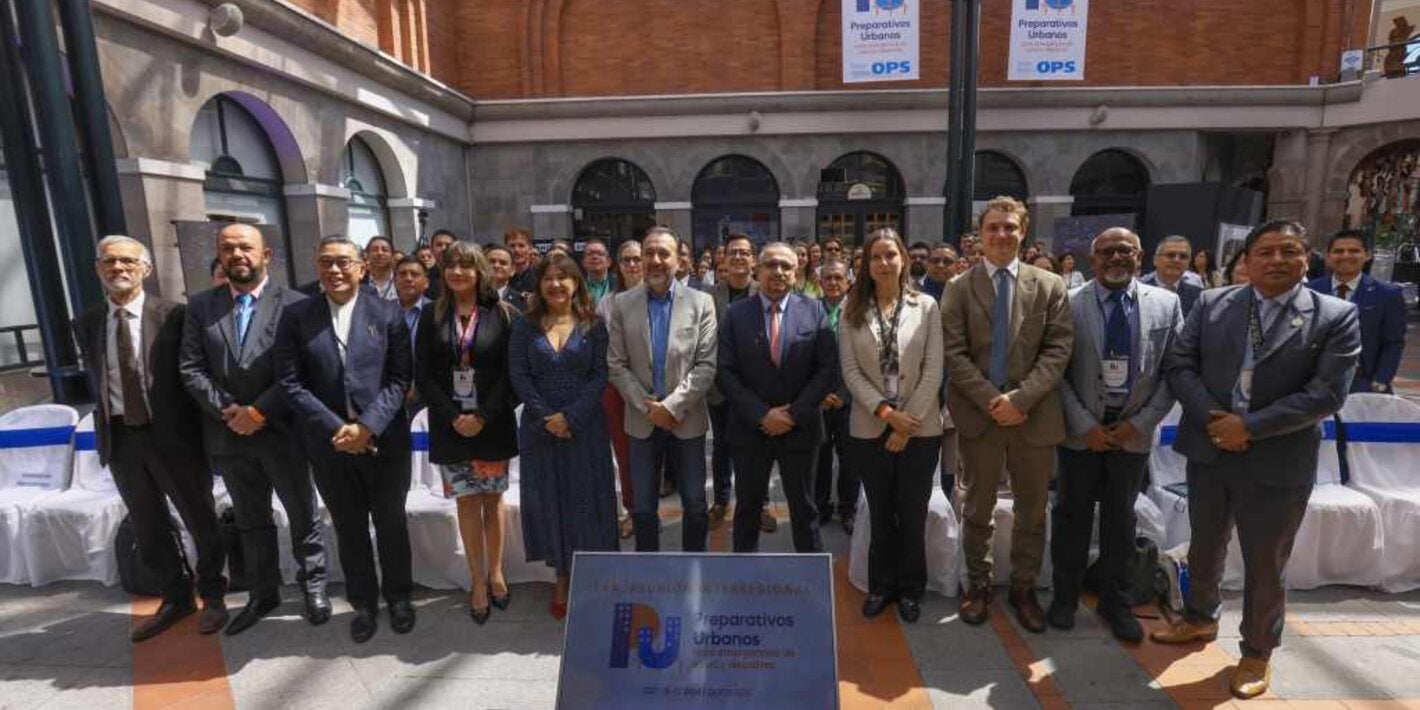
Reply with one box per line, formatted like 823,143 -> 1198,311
508,252 -> 618,620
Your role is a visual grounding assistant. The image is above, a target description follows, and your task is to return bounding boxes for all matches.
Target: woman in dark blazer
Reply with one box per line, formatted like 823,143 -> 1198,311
415,241 -> 519,624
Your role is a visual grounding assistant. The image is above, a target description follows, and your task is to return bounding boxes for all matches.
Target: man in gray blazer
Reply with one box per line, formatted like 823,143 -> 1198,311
607,226 -> 718,552
180,224 -> 329,635
1049,228 -> 1182,642
1154,219 -> 1360,700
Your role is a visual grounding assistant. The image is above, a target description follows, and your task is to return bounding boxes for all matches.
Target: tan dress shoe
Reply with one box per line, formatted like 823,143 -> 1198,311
1149,619 -> 1219,644
1230,657 -> 1271,699
958,585 -> 991,625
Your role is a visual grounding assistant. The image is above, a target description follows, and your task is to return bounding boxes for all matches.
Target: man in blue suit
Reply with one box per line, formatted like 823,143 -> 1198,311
275,235 -> 415,644
717,242 -> 839,553
1307,229 -> 1408,394
1140,235 -> 1204,317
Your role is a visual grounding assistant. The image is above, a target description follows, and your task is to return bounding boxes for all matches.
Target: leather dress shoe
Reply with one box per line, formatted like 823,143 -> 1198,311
1096,604 -> 1143,643
897,598 -> 921,623
841,516 -> 855,536
388,599 -> 416,634
1149,619 -> 1219,645
131,597 -> 196,642
760,508 -> 778,533
1008,586 -> 1046,633
197,599 -> 229,635
958,585 -> 991,626
304,590 -> 332,626
861,593 -> 892,619
225,592 -> 280,636
1045,600 -> 1076,630
1230,657 -> 1271,699
350,608 -> 378,643
817,508 -> 835,525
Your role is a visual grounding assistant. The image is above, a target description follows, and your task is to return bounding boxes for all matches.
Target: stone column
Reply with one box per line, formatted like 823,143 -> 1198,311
905,197 -> 946,242
1302,129 -> 1338,245
779,199 -> 817,242
387,196 -> 438,249
115,158 -> 209,300
284,183 -> 351,285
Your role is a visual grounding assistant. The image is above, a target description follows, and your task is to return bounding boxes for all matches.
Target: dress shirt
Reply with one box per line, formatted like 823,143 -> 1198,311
328,291 -> 359,367
984,257 -> 1021,282
823,296 -> 845,333
1233,282 -> 1303,413
586,273 -> 613,304
759,291 -> 791,364
368,273 -> 397,300
105,290 -> 148,417
229,274 -> 269,302
401,296 -> 428,347
1094,279 -> 1140,408
1332,275 -> 1362,301
647,282 -> 676,398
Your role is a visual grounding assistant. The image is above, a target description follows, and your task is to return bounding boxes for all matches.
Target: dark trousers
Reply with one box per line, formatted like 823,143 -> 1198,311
1183,462 -> 1311,660
731,438 -> 821,553
212,439 -> 326,595
629,431 -> 707,552
708,402 -> 733,507
109,422 -> 226,602
1050,447 -> 1147,613
814,406 -> 857,518
854,434 -> 940,600
310,450 -> 412,611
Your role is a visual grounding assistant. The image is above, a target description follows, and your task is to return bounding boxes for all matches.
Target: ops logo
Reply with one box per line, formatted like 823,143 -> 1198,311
607,603 -> 682,670
871,61 -> 913,76
1036,60 -> 1078,74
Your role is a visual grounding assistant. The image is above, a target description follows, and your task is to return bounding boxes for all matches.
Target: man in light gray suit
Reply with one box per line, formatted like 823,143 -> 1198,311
1153,219 -> 1360,700
1048,227 -> 1183,642
607,226 -> 718,552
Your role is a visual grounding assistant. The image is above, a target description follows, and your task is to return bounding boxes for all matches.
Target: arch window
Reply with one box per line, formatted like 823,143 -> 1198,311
571,158 -> 658,252
816,151 -> 905,247
691,155 -> 780,252
1344,139 -> 1420,253
190,95 -> 286,231
342,136 -> 391,248
1069,149 -> 1150,217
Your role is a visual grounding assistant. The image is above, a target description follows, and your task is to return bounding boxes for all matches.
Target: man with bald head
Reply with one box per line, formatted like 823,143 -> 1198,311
181,223 -> 329,635
1048,227 -> 1183,641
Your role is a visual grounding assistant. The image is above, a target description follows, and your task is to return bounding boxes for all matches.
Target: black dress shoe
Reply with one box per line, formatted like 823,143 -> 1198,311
197,599 -> 229,635
131,597 -> 196,642
488,584 -> 510,611
817,508 -> 835,525
1096,605 -> 1144,643
350,608 -> 378,643
304,590 -> 332,626
897,598 -> 922,623
225,592 -> 281,636
841,517 -> 855,536
861,593 -> 892,619
1046,601 -> 1076,630
389,599 -> 417,634
470,605 -> 491,625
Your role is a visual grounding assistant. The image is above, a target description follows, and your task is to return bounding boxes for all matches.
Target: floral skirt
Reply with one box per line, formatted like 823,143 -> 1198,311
439,460 -> 510,497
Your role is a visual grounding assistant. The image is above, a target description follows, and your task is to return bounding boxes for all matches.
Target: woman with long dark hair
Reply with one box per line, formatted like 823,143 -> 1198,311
838,228 -> 944,623
600,241 -> 644,538
508,252 -> 618,619
1191,248 -> 1221,288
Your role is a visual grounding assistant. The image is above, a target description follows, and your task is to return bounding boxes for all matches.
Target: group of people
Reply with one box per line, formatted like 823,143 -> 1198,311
79,190 -> 1407,700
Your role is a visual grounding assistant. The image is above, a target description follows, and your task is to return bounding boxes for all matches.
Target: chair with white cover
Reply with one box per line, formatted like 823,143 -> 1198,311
20,412 -> 129,586
403,408 -> 465,589
848,472 -> 960,596
1337,394 -> 1420,593
1145,404 -> 1192,550
0,404 -> 79,584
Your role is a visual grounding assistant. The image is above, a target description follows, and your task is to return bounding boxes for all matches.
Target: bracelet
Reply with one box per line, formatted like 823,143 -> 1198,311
247,407 -> 266,425
875,403 -> 893,420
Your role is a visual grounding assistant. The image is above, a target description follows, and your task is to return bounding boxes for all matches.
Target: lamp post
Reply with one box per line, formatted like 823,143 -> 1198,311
945,0 -> 981,247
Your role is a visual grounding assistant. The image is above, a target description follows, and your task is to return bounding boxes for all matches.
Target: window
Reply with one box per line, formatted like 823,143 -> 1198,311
1069,149 -> 1150,217
691,155 -> 780,251
571,158 -> 657,252
816,151 -> 905,246
342,136 -> 391,248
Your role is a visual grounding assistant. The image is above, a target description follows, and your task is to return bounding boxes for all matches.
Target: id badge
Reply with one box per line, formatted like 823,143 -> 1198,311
1102,358 -> 1129,391
884,372 -> 900,403
1239,368 -> 1253,399
453,368 -> 479,412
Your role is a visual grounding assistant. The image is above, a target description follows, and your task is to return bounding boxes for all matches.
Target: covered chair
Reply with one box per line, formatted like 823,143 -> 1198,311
20,413 -> 127,586
0,404 -> 79,584
1338,394 -> 1420,592
1145,404 -> 1192,550
848,473 -> 960,595
403,407 -> 465,589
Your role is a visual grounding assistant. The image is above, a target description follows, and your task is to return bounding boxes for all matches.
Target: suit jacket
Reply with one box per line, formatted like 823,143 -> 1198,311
838,292 -> 944,440
606,283 -> 718,439
414,300 -> 519,464
1306,274 -> 1407,392
1164,284 -> 1361,486
704,278 -> 758,406
274,290 -> 413,459
1140,272 -> 1202,318
717,293 -> 838,449
71,295 -> 204,466
820,296 -> 851,407
942,262 -> 1074,444
499,286 -> 528,314
1059,281 -> 1183,453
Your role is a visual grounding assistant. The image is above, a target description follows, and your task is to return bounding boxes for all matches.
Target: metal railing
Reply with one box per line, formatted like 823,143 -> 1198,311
1365,33 -> 1420,78
0,325 -> 44,373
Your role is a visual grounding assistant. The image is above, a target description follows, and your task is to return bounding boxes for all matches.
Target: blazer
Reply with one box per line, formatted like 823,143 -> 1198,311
716,292 -> 839,449
1164,285 -> 1361,486
1140,272 -> 1202,318
414,300 -> 519,464
71,295 -> 203,466
942,262 -> 1074,444
1306,274 -> 1407,392
179,281 -> 305,458
606,283 -> 718,439
839,291 -> 944,440
1059,281 -> 1183,453
274,290 -> 413,459
704,278 -> 758,406
820,296 -> 851,407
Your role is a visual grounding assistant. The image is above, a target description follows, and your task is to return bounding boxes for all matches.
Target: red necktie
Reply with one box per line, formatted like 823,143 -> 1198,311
1336,284 -> 1350,300
769,302 -> 781,367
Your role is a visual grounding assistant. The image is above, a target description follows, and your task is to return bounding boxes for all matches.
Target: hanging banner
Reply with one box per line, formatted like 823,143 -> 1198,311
1008,0 -> 1089,81
841,0 -> 919,83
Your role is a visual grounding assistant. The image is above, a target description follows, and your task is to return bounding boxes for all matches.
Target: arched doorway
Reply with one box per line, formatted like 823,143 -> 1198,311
817,151 -> 905,247
571,158 -> 657,252
342,135 -> 391,249
1344,139 -> 1420,251
974,150 -> 1029,202
691,155 -> 780,252
1069,149 -> 1150,217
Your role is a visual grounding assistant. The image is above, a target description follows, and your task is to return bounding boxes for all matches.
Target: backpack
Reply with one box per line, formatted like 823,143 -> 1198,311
1084,535 -> 1160,607
114,514 -> 190,597
1154,542 -> 1191,616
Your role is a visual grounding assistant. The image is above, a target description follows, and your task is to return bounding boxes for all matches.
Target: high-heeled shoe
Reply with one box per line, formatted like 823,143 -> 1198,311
489,583 -> 510,611
469,605 -> 491,625
550,599 -> 567,621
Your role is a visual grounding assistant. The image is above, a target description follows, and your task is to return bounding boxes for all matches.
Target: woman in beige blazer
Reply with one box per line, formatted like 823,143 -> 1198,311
839,228 -> 944,623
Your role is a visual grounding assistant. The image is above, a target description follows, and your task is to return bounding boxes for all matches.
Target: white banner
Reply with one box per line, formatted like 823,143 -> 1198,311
1008,0 -> 1089,81
841,0 -> 919,83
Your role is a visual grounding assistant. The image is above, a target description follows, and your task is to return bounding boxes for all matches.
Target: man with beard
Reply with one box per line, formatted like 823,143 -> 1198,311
180,224 -> 329,634
504,227 -> 538,296
908,241 -> 931,286
73,236 -> 227,640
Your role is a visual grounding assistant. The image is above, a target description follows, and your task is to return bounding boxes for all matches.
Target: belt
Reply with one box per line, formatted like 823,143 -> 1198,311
1102,408 -> 1124,425
110,416 -> 151,430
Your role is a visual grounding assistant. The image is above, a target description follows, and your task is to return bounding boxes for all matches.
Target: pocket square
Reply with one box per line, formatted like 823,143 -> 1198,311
367,323 -> 379,337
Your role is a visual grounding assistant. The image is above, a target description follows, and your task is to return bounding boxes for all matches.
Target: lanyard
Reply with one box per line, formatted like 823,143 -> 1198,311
1248,289 -> 1296,355
449,307 -> 480,367
871,297 -> 904,376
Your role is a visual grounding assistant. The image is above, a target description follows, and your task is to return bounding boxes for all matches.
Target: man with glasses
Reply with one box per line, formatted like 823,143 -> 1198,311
1141,235 -> 1204,317
704,235 -> 762,529
908,241 -> 932,286
582,239 -> 616,304
921,243 -> 957,300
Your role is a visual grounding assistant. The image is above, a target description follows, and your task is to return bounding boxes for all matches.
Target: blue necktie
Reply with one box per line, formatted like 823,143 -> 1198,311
235,293 -> 254,348
988,269 -> 1011,388
1105,290 -> 1131,360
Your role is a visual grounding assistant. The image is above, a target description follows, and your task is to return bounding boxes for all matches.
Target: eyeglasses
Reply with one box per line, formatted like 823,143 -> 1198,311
620,256 -> 643,264
316,257 -> 362,272
929,257 -> 956,265
1095,245 -> 1138,258
99,256 -> 144,268
1157,251 -> 1190,260
727,249 -> 754,258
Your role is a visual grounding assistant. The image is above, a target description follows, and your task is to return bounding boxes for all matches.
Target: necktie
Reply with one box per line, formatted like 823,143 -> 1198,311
1336,283 -> 1350,301
769,301 -> 782,367
1105,290 -> 1131,359
988,269 -> 1011,388
115,309 -> 150,425
235,293 -> 255,348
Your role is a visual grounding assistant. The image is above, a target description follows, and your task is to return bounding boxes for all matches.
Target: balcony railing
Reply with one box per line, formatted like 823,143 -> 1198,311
0,325 -> 44,373
1366,33 -> 1420,78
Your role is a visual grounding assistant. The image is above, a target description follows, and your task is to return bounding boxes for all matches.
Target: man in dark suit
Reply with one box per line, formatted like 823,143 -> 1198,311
814,257 -> 856,532
717,242 -> 839,553
1307,229 -> 1408,394
1155,220 -> 1361,699
703,234 -> 758,527
1140,235 -> 1204,317
72,236 -> 227,641
275,235 -> 415,643
485,243 -> 528,313
180,224 -> 328,635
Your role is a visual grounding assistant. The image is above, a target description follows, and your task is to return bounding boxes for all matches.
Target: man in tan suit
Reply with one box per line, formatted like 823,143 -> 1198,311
942,196 -> 1074,632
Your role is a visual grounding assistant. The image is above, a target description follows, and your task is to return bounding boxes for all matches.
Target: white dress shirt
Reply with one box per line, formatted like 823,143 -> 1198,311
1331,275 -> 1362,301
105,291 -> 148,416
328,291 -> 359,366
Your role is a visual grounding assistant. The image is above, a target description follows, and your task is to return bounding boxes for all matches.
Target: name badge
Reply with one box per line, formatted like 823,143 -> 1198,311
1239,368 -> 1253,399
884,372 -> 900,403
1102,358 -> 1130,391
453,368 -> 479,412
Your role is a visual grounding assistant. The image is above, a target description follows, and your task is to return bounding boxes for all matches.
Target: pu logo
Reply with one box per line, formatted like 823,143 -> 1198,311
607,603 -> 682,670
856,0 -> 907,14
1025,0 -> 1075,10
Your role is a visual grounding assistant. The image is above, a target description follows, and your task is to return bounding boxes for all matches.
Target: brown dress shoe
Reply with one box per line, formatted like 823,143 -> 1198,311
1230,657 -> 1271,699
1008,586 -> 1046,633
708,504 -> 728,529
1149,619 -> 1219,645
958,585 -> 991,625
760,507 -> 778,533
130,597 -> 195,642
197,599 -> 229,635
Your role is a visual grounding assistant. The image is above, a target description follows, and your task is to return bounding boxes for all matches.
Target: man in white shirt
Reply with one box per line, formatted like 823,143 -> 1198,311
363,236 -> 398,300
